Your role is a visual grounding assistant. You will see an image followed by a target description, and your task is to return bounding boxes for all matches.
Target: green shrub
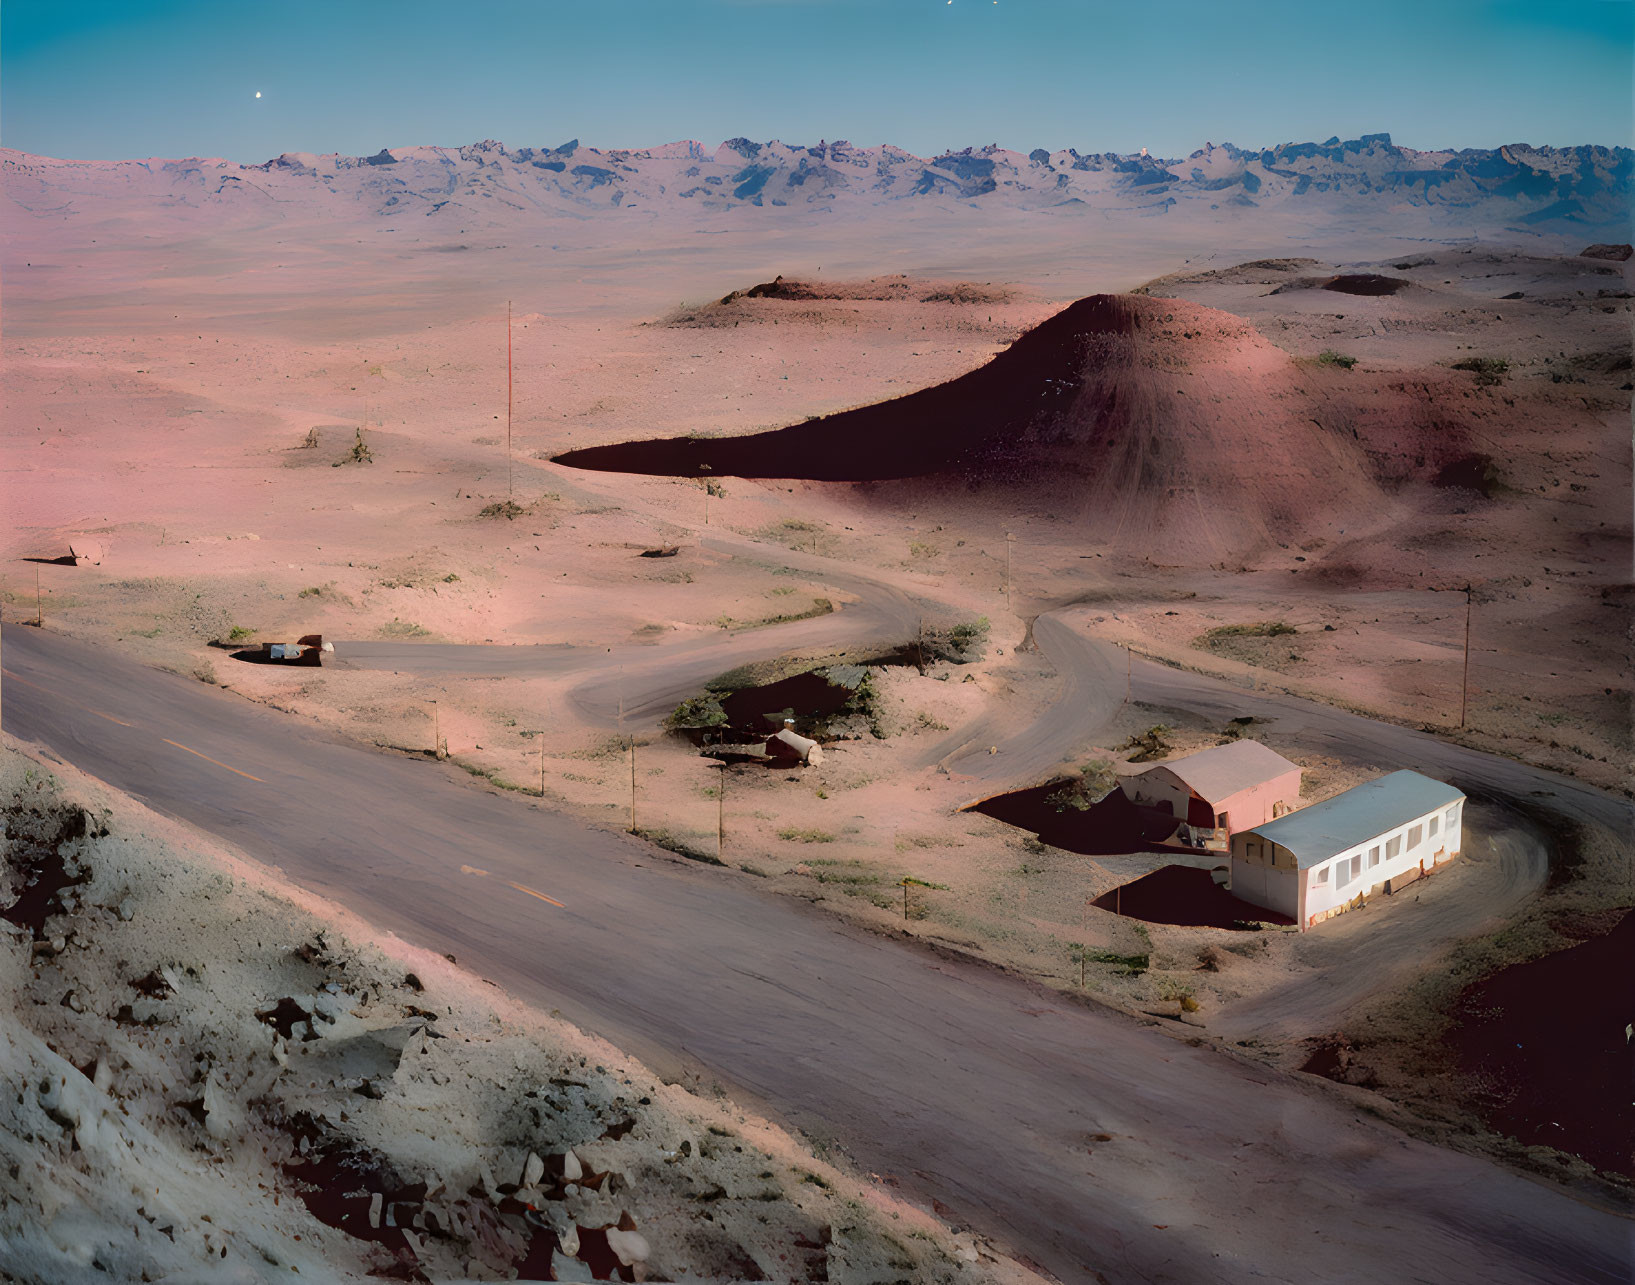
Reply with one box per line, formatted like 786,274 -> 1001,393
634,827 -> 724,866
1045,758 -> 1118,811
1081,948 -> 1149,976
667,693 -> 728,729
1316,350 -> 1357,369
1202,621 -> 1296,640
336,426 -> 371,465
1121,725 -> 1172,763
1451,356 -> 1509,386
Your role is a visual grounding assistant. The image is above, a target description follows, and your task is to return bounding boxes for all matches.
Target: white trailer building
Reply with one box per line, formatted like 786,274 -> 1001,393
1229,770 -> 1465,929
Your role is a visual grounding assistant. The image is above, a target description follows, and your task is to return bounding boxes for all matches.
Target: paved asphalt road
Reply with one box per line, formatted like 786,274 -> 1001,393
5,623 -> 1630,1285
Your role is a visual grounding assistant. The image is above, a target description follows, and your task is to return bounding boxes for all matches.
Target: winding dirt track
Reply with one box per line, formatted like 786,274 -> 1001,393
5,622 -> 1630,1285
332,538 -> 1625,1049
334,535 -> 923,727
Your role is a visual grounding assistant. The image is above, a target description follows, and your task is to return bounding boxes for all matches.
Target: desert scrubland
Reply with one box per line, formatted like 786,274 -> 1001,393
3,135 -> 1631,1278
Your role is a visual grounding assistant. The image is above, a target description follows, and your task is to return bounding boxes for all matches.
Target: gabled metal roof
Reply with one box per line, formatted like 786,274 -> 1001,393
1247,770 -> 1464,868
1141,739 -> 1300,802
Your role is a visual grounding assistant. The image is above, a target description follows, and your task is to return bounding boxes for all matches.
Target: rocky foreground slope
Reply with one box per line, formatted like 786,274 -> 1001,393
0,743 -> 1027,1284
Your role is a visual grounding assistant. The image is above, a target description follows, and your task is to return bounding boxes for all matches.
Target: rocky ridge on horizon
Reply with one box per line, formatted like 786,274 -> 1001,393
3,132 -> 1630,234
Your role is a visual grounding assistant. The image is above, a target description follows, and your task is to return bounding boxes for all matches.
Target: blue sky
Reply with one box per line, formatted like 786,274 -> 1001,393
3,1 -> 1630,161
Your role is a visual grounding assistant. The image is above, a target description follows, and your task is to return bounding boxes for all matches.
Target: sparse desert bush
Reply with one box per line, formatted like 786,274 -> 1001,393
801,859 -> 893,907
192,661 -> 218,685
1083,948 -> 1150,976
1451,356 -> 1510,386
1121,725 -> 1173,763
226,624 -> 254,641
298,426 -> 320,449
378,618 -> 430,638
1201,621 -> 1297,641
713,598 -> 833,631
1045,758 -> 1118,811
634,827 -> 723,866
667,692 -> 728,729
920,616 -> 990,664
333,426 -> 372,466
478,499 -> 527,520
908,540 -> 940,560
758,517 -> 826,551
1316,349 -> 1357,369
778,827 -> 836,843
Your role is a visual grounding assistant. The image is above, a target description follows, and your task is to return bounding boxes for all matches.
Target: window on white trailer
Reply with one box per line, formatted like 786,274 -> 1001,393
1445,804 -> 1460,827
1386,835 -> 1402,859
1408,824 -> 1423,849
1316,865 -> 1330,884
1429,815 -> 1439,837
1336,860 -> 1350,888
1368,845 -> 1380,867
1350,855 -> 1361,880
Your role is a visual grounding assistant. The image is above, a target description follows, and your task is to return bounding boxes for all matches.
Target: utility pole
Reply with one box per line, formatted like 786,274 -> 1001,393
1459,583 -> 1473,729
429,700 -> 440,758
1004,532 -> 1013,609
1125,645 -> 1132,704
539,734 -> 546,797
716,761 -> 726,862
506,299 -> 514,501
629,734 -> 638,833
35,566 -> 42,627
916,616 -> 925,675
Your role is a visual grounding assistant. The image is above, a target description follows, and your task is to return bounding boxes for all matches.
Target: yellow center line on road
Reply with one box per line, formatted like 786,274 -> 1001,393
161,738 -> 265,783
1,668 -> 61,699
504,880 -> 566,909
4,668 -> 136,728
460,864 -> 565,910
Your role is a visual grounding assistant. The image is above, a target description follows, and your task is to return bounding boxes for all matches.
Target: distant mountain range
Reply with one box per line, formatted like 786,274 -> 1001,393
4,134 -> 1630,233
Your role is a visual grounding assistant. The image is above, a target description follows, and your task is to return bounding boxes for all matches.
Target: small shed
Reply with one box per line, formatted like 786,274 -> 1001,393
1120,740 -> 1302,850
232,634 -> 332,666
765,719 -> 823,765
1230,770 -> 1465,929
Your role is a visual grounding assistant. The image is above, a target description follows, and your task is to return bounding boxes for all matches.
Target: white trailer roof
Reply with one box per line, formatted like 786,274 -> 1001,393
1247,770 -> 1464,868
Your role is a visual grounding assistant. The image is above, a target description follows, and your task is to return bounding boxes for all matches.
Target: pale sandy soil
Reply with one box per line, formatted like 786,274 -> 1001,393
3,188 -> 1629,1193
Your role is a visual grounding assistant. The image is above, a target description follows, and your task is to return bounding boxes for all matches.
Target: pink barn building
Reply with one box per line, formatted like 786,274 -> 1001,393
1120,740 -> 1302,850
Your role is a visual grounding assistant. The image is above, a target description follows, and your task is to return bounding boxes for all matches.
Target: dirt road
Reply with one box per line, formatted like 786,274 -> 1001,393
330,543 -> 1625,1055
